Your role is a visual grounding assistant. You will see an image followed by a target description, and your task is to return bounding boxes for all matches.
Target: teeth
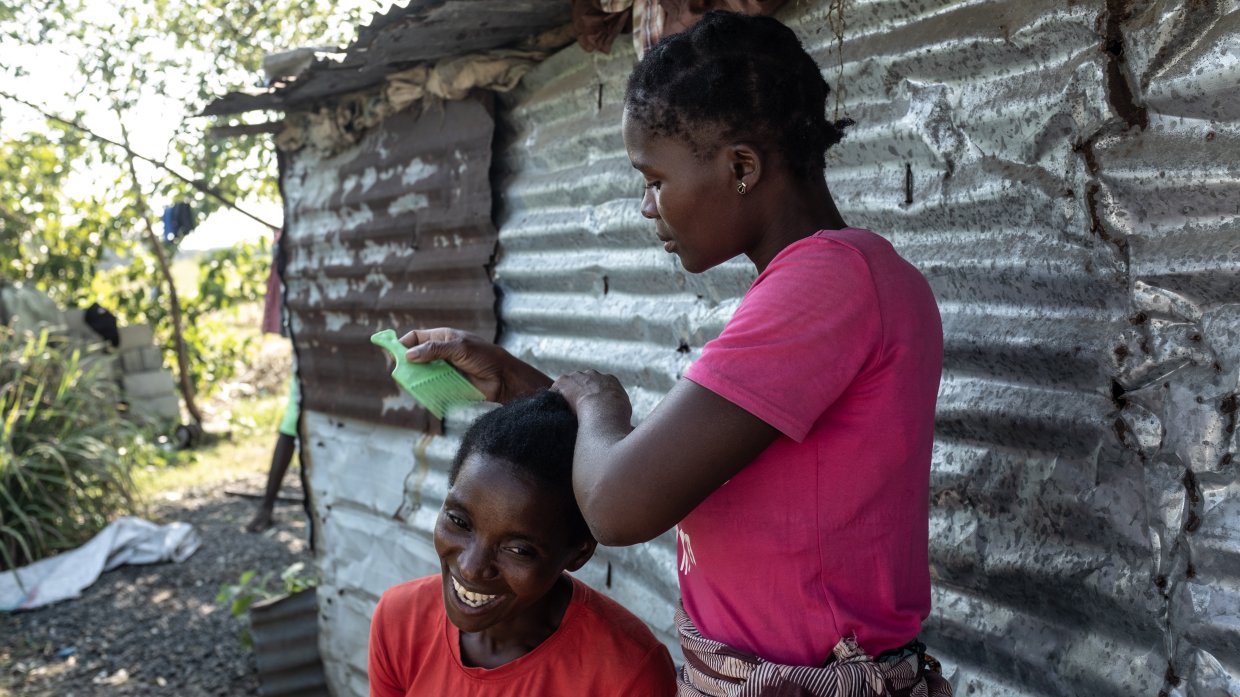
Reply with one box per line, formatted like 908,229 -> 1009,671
451,577 -> 498,608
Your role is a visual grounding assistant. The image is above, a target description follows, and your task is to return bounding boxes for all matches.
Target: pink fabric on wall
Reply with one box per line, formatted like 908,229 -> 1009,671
260,230 -> 283,335
680,228 -> 943,666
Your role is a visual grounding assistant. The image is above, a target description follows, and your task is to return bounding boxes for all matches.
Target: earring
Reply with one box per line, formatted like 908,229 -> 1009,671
737,181 -> 747,195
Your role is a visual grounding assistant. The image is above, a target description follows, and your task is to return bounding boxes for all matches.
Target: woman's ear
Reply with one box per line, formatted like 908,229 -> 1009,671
728,142 -> 762,189
563,538 -> 597,572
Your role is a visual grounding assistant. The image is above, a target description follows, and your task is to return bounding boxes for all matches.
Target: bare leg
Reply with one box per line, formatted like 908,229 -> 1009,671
246,432 -> 297,533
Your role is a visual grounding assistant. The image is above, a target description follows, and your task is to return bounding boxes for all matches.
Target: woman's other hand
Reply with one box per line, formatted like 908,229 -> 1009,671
399,328 -> 552,404
552,370 -> 634,426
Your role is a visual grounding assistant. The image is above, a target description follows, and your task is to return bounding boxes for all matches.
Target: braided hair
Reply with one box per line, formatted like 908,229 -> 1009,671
450,390 -> 590,543
625,11 -> 853,181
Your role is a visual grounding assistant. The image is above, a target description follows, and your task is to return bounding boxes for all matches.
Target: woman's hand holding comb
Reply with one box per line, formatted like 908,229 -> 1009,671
399,328 -> 553,405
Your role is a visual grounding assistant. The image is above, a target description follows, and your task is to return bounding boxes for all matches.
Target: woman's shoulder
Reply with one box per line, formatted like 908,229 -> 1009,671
773,227 -> 926,290
566,577 -> 666,651
805,227 -> 895,259
375,575 -> 442,619
561,578 -> 676,694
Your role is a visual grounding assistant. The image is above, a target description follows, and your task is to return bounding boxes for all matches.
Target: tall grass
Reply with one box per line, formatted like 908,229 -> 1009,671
0,327 -> 138,570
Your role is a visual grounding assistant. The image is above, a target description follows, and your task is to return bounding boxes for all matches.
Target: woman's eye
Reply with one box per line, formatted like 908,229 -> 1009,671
446,513 -> 468,529
644,181 -> 661,191
505,546 -> 534,558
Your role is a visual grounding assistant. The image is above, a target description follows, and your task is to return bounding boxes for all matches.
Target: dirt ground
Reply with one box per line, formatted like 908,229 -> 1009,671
0,470 -> 311,697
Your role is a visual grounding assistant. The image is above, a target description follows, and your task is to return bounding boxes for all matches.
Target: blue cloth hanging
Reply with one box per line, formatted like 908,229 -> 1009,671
161,203 -> 196,243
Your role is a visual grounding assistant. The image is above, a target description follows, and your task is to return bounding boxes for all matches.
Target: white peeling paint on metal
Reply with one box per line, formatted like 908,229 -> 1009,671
304,408 -> 454,695
492,2 -> 1239,696
281,99 -> 498,441
316,579 -> 378,697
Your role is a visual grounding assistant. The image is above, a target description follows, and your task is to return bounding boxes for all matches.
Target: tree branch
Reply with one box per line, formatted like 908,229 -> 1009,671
0,90 -> 280,232
116,111 -> 205,430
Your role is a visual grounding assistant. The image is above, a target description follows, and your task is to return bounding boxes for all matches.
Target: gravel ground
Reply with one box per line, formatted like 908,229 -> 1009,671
0,470 -> 311,697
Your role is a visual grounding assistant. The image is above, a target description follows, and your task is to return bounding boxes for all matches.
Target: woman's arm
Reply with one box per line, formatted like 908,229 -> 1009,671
402,329 -> 778,545
554,371 -> 778,547
399,328 -> 552,404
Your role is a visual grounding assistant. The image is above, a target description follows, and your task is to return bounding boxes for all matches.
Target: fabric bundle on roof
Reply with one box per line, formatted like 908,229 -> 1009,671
570,0 -> 788,57
275,51 -> 545,156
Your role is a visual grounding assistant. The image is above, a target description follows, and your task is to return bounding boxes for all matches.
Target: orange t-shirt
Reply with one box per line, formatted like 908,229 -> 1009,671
369,575 -> 676,696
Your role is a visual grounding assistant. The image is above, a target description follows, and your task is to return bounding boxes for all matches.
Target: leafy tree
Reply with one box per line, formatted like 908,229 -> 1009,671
0,127 -> 133,309
0,0 -> 384,416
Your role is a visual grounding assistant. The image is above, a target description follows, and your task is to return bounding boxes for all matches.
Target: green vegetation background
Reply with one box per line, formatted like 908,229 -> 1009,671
0,0 -> 382,570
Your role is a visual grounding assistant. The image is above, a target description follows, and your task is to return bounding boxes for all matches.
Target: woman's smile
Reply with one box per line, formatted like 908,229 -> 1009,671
449,575 -> 499,609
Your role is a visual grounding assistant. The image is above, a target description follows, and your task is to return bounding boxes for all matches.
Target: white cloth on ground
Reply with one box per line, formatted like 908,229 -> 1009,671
0,516 -> 200,611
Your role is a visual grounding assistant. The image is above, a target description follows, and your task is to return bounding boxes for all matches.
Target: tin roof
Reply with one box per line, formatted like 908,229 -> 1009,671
203,0 -> 571,116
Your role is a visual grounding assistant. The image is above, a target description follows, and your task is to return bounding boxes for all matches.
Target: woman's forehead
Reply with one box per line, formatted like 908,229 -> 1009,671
450,453 -> 560,511
624,110 -> 732,163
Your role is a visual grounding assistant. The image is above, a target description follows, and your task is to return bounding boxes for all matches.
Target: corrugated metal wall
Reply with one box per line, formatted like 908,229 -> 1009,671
281,98 -> 500,694
299,2 -> 1239,695
490,1 -> 1240,695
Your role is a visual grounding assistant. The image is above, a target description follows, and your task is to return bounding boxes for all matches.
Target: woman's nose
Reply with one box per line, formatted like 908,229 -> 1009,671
640,188 -> 659,219
457,542 -> 496,582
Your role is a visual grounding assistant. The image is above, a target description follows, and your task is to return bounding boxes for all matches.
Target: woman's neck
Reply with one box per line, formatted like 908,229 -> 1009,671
746,177 -> 847,273
457,575 -> 574,669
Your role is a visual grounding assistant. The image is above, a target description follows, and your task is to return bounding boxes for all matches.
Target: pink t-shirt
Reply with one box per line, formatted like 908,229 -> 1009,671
680,228 -> 942,666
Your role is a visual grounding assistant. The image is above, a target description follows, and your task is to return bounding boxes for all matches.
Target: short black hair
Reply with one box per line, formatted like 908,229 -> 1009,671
625,11 -> 853,180
450,390 -> 589,542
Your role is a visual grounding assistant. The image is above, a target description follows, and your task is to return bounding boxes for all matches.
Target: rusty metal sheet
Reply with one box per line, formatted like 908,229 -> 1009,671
249,589 -> 329,697
282,97 -> 498,429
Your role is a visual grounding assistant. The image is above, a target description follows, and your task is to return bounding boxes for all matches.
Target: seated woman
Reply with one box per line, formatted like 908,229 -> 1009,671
368,390 -> 677,696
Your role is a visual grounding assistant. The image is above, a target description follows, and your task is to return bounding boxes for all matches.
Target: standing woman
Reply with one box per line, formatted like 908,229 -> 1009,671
402,11 -> 950,697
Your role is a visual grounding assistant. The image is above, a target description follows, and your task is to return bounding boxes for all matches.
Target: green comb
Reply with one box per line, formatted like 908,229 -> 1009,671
370,329 -> 485,419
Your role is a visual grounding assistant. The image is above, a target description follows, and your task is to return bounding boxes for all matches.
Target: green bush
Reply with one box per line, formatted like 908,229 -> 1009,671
0,327 -> 139,570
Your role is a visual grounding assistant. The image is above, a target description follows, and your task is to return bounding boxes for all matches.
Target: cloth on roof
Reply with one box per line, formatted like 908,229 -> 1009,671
277,51 -> 543,156
572,0 -> 789,58
425,51 -> 541,101
659,0 -> 789,41
632,0 -> 665,57
572,0 -> 634,53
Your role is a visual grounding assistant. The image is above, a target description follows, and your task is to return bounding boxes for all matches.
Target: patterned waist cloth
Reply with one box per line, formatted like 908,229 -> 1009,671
675,606 -> 953,697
